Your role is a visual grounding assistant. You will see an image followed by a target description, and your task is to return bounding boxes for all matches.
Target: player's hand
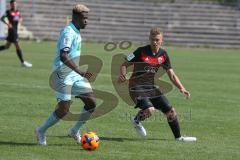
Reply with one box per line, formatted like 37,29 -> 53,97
7,23 -> 12,29
82,71 -> 93,80
180,88 -> 190,99
118,74 -> 126,83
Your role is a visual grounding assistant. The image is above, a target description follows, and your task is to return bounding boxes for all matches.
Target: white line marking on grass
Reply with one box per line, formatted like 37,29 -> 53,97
0,82 -> 49,89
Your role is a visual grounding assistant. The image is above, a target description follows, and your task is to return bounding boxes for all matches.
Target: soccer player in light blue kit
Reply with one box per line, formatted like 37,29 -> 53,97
35,4 -> 96,145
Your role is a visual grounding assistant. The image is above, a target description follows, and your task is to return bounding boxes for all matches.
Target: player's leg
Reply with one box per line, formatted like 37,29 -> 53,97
132,108 -> 155,137
165,108 -> 197,142
133,100 -> 155,122
14,42 -> 32,67
35,79 -> 72,145
132,98 -> 155,137
14,42 -> 24,63
0,41 -> 11,51
68,78 -> 96,143
70,93 -> 96,135
152,95 -> 196,141
35,101 -> 71,145
0,30 -> 12,51
165,107 -> 181,139
5,31 -> 24,64
151,95 -> 181,138
37,101 -> 70,132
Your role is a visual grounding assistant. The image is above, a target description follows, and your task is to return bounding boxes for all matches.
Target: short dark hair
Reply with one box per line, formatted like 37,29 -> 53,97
10,0 -> 16,4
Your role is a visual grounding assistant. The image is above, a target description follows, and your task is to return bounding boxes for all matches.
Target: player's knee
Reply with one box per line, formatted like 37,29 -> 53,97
14,43 -> 21,50
139,107 -> 155,120
55,101 -> 71,118
137,110 -> 146,121
148,107 -> 155,113
84,97 -> 96,113
166,107 -> 177,121
55,107 -> 69,118
145,107 -> 155,116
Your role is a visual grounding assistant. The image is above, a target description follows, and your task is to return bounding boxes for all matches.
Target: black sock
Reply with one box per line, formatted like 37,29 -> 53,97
134,110 -> 146,123
168,118 -> 181,139
0,45 -> 6,51
134,116 -> 139,124
16,49 -> 24,63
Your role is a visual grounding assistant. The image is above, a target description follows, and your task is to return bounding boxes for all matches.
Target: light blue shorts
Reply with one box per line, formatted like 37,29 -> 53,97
52,72 -> 93,102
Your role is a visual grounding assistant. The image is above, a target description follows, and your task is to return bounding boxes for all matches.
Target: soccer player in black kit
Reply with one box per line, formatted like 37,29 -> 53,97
0,0 -> 32,67
118,27 -> 196,142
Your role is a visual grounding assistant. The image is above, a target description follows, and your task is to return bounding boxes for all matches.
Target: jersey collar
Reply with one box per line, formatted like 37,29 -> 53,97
70,22 -> 80,33
148,45 -> 163,56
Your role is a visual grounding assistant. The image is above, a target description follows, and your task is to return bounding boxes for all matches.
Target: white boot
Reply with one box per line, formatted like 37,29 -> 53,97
22,61 -> 32,68
132,119 -> 147,137
176,136 -> 197,142
35,126 -> 47,145
68,128 -> 81,144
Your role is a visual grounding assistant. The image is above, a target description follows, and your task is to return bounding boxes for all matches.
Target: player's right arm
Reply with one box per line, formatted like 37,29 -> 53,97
118,48 -> 141,83
0,11 -> 12,29
118,61 -> 132,82
0,14 -> 6,24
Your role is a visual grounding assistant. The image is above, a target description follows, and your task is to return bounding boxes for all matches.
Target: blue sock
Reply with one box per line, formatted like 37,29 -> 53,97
39,112 -> 59,133
71,108 -> 92,133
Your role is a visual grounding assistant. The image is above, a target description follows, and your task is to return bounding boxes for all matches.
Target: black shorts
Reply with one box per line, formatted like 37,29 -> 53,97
129,85 -> 172,113
6,29 -> 18,43
135,95 -> 172,113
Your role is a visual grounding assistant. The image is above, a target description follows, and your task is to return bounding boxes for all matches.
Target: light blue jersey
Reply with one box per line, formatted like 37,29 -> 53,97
53,22 -> 82,74
51,22 -> 92,102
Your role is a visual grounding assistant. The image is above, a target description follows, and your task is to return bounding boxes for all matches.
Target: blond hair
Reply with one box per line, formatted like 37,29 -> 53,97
150,27 -> 163,37
72,4 -> 90,14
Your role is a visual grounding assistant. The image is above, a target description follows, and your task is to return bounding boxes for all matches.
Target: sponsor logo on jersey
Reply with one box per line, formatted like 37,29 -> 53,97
127,53 -> 135,61
63,37 -> 70,46
144,66 -> 158,73
158,57 -> 163,64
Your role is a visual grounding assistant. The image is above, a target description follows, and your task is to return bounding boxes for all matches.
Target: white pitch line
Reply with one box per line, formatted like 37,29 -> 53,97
0,82 -> 49,89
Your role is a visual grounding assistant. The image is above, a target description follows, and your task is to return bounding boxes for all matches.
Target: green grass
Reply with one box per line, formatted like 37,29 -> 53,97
0,41 -> 240,160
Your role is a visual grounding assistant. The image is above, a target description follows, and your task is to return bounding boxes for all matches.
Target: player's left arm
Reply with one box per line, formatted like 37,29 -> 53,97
166,69 -> 190,98
162,51 -> 190,98
60,50 -> 92,80
59,31 -> 92,80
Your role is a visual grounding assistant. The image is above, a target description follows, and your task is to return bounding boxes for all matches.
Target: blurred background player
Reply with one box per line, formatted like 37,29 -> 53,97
0,0 -> 32,68
35,4 -> 96,145
118,27 -> 196,142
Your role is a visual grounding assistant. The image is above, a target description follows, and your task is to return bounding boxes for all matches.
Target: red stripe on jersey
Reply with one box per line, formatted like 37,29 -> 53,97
10,11 -> 20,17
140,52 -> 166,65
158,54 -> 166,64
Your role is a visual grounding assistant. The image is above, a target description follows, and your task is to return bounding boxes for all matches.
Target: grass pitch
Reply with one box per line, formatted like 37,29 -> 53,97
0,41 -> 239,160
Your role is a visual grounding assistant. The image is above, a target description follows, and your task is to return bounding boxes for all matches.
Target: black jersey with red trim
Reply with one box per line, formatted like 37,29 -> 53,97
126,45 -> 171,86
5,9 -> 21,31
